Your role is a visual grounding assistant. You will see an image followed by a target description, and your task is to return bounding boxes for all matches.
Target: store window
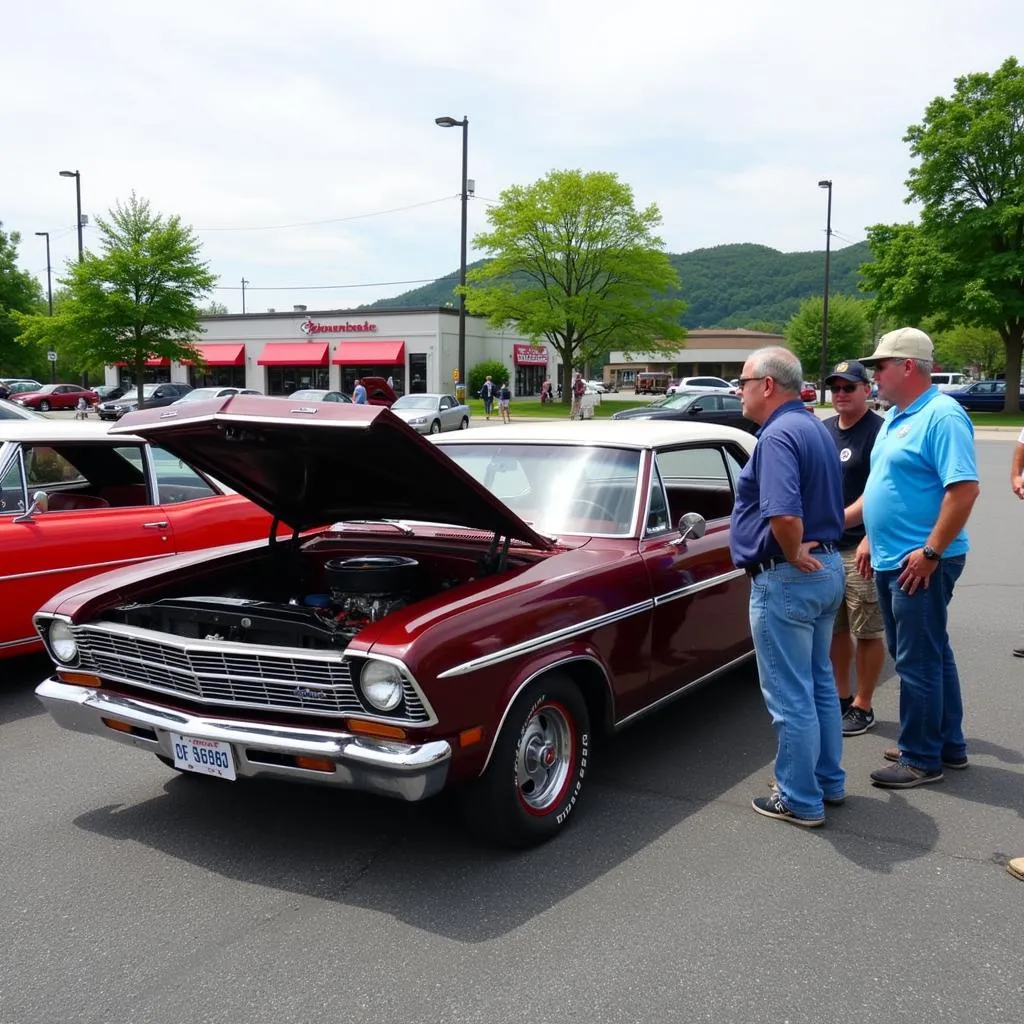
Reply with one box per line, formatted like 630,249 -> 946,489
189,366 -> 246,389
514,365 -> 547,396
117,369 -> 171,388
408,353 -> 427,394
339,366 -> 404,396
267,366 -> 328,396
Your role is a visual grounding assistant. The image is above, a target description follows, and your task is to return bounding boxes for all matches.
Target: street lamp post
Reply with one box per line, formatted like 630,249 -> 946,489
35,230 -> 55,383
435,115 -> 469,394
817,178 -> 833,405
59,169 -> 84,262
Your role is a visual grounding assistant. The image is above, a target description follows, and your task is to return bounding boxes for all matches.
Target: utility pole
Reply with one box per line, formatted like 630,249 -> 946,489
241,277 -> 249,314
817,179 -> 833,405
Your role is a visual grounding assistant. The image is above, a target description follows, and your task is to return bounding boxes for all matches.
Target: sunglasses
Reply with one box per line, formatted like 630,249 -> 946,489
829,383 -> 861,394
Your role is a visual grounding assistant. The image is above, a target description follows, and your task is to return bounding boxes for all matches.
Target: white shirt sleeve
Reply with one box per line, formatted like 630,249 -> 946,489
1018,426 -> 1024,444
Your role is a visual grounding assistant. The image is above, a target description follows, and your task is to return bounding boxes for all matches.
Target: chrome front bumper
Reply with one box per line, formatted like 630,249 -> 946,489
36,678 -> 451,801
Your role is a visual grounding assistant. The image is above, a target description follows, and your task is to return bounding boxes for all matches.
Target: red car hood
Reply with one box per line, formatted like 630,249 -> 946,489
112,395 -> 553,548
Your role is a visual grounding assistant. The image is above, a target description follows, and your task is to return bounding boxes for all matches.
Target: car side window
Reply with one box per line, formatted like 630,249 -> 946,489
151,447 -> 217,503
25,447 -> 85,487
645,463 -> 670,534
0,458 -> 26,514
654,445 -> 733,523
722,395 -> 742,410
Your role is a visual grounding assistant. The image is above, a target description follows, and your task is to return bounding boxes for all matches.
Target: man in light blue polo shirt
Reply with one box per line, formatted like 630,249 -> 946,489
855,327 -> 980,788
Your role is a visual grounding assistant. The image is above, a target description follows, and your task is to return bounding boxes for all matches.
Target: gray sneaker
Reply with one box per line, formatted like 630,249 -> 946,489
883,747 -> 969,770
842,705 -> 875,736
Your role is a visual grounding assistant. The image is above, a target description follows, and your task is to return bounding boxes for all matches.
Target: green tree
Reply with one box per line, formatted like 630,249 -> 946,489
861,57 -> 1024,410
784,294 -> 870,377
463,169 -> 686,403
468,359 -> 510,400
15,194 -> 216,404
200,300 -> 229,315
0,223 -> 44,374
930,323 -> 1005,378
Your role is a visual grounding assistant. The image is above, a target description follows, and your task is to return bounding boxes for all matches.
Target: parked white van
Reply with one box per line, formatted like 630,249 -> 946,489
931,372 -> 968,392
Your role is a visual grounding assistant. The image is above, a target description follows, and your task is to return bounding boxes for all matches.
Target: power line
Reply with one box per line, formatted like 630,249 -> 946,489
196,196 -> 457,232
212,277 -> 441,292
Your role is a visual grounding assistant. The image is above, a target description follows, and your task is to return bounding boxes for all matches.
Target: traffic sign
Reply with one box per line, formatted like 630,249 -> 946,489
47,350 -> 57,361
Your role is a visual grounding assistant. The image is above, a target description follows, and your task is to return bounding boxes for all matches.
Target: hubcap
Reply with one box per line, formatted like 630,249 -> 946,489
516,702 -> 573,812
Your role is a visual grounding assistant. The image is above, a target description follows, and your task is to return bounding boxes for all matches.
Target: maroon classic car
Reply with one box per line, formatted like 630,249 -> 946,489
33,397 -> 755,846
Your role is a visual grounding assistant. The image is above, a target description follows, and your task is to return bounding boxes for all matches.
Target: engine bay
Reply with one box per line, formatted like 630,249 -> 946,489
111,540 -> 536,650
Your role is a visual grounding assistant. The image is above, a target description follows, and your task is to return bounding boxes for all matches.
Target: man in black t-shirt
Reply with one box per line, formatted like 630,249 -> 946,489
823,359 -> 885,737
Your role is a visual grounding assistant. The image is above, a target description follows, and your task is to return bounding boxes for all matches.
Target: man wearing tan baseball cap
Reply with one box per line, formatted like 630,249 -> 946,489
859,326 -> 935,366
847,326 -> 980,789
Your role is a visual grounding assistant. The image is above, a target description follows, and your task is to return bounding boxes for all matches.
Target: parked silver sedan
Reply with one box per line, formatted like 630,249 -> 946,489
390,393 -> 470,433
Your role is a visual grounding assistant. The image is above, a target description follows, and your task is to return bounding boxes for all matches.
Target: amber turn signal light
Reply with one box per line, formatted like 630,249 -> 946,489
294,755 -> 336,773
345,719 -> 408,741
101,718 -> 134,734
57,670 -> 101,687
459,726 -> 483,748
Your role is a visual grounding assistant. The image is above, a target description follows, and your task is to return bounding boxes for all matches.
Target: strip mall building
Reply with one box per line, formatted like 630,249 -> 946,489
104,306 -> 558,397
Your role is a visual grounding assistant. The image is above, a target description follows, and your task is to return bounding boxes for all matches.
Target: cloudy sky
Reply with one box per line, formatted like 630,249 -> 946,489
3,0 -> 1020,313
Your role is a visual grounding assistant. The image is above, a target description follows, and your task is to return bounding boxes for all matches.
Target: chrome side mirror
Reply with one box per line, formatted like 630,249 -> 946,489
670,511 -> 706,547
13,490 -> 48,522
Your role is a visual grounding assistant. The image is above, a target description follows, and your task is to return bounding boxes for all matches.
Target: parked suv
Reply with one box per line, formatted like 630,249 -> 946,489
930,372 -> 968,392
98,382 -> 193,420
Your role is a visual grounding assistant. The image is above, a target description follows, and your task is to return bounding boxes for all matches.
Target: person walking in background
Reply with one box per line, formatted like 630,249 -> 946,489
480,375 -> 496,420
822,359 -> 885,737
855,327 -> 979,789
352,378 -> 367,405
570,372 -> 586,420
498,381 -> 511,424
730,346 -> 846,827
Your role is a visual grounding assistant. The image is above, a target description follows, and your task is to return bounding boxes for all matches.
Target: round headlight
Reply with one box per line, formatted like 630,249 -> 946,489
359,661 -> 404,712
49,620 -> 78,663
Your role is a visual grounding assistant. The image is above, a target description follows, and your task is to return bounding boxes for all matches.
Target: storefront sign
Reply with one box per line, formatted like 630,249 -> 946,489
513,343 -> 548,366
300,318 -> 377,335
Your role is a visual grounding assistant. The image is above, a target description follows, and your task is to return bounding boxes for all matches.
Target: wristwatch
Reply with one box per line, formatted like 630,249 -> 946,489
922,545 -> 940,561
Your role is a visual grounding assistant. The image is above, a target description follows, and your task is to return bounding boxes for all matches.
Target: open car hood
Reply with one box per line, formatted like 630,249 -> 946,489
112,395 -> 553,548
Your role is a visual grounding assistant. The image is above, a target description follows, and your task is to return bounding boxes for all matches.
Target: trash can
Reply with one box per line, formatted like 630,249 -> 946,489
455,384 -> 466,404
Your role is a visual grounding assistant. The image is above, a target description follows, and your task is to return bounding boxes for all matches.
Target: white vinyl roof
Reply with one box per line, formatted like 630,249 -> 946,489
432,419 -> 756,452
0,421 -> 145,444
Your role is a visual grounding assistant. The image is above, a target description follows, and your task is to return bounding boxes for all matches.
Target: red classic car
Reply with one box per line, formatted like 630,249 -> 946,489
33,397 -> 755,846
0,420 -> 284,659
11,384 -> 100,411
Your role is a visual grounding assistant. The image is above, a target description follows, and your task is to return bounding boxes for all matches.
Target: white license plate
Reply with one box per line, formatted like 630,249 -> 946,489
169,733 -> 237,780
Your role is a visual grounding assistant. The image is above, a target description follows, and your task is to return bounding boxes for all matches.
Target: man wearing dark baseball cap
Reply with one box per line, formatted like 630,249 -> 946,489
822,360 -> 884,739
847,327 -> 980,789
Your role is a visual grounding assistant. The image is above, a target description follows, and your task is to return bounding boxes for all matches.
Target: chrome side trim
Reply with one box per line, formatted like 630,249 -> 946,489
653,567 -> 746,607
436,599 -> 654,679
478,655 -> 611,776
0,634 -> 39,650
0,553 -> 171,585
613,649 -> 756,729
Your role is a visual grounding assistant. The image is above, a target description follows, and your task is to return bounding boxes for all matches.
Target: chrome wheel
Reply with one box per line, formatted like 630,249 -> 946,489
39,400 -> 51,412
516,701 -> 574,813
429,420 -> 441,434
460,417 -> 469,429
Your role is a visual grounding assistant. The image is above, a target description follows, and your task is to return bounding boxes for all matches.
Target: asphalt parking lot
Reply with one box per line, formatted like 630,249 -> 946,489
2,437 -> 1022,1024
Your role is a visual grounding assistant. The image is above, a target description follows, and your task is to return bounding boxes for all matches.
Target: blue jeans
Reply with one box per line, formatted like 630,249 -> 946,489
874,557 -> 967,772
749,553 -> 846,818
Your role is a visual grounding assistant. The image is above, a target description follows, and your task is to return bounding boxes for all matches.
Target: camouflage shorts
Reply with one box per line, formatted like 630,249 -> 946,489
833,548 -> 885,639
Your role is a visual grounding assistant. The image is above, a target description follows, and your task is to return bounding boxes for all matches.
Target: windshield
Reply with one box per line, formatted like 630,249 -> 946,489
438,442 -> 641,536
392,396 -> 435,410
290,390 -> 325,400
650,393 -> 699,410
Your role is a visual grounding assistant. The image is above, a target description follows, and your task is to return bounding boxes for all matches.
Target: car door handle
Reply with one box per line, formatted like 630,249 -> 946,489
143,521 -> 169,529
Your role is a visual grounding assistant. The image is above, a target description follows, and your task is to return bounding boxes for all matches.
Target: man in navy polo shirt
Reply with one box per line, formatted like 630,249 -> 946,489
731,346 -> 846,827
855,327 -> 979,788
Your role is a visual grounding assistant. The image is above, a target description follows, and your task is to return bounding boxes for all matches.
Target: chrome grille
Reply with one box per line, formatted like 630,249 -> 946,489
72,624 -> 429,722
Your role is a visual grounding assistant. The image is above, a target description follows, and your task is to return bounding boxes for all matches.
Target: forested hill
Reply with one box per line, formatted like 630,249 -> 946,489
369,240 -> 872,329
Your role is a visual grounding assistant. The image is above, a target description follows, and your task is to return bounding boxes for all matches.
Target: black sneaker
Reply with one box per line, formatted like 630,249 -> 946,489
839,695 -> 854,715
1013,648 -> 1024,658
751,791 -> 825,827
842,705 -> 875,736
768,778 -> 844,807
884,747 -> 969,770
870,761 -> 943,788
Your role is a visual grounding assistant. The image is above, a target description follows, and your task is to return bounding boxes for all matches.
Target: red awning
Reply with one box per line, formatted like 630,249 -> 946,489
190,343 -> 245,367
146,357 -> 170,367
332,341 -> 405,365
257,342 -> 329,367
